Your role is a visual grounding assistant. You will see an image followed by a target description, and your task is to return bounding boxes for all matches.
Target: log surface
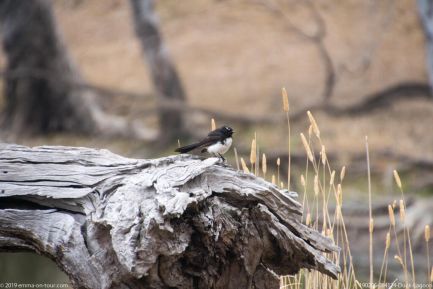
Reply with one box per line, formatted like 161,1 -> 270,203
0,144 -> 339,289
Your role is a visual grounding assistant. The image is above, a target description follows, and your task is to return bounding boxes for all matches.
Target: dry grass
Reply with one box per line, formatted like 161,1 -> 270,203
230,94 -> 433,289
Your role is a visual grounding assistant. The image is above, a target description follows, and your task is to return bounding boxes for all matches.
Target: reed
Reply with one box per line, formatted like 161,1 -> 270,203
277,157 -> 281,185
340,166 -> 346,183
234,147 -> 240,170
282,88 -> 291,191
379,232 -> 391,283
426,225 -> 431,284
431,267 -> 433,283
231,92 -> 431,289
365,136 -> 374,289
300,133 -> 314,163
240,157 -> 249,174
250,138 -> 257,173
307,110 -> 320,139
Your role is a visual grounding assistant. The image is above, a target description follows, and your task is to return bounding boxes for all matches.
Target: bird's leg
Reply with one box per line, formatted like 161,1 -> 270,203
212,153 -> 221,162
218,153 -> 226,162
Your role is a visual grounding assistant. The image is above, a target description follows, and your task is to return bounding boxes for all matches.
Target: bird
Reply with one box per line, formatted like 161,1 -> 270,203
175,126 -> 234,161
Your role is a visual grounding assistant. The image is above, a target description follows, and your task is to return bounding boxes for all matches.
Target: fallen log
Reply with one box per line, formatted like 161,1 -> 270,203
0,144 -> 339,289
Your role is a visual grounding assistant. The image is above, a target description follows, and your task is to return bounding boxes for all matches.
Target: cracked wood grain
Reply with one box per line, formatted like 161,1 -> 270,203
0,144 -> 340,289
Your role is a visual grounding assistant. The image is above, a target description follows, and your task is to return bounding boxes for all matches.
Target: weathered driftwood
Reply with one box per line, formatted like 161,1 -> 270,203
0,144 -> 339,289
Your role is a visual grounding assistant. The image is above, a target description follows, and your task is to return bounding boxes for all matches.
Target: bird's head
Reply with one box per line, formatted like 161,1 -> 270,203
221,125 -> 234,137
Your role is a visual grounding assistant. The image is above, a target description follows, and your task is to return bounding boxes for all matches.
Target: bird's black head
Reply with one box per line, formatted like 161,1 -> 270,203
220,125 -> 234,137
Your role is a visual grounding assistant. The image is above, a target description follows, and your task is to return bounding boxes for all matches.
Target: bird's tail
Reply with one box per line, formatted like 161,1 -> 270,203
175,142 -> 201,153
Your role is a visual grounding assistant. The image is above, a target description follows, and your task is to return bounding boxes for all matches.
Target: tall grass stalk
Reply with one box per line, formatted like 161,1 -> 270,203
394,169 -> 417,289
234,147 -> 240,171
250,137 -> 257,174
365,136 -> 374,289
229,96 -> 431,289
282,87 -> 291,191
425,225 -> 430,284
277,157 -> 281,185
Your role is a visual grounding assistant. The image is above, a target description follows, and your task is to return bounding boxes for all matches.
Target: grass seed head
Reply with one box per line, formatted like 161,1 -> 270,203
307,111 -> 320,138
250,139 -> 256,165
369,218 -> 374,233
306,213 -> 311,226
394,255 -> 404,267
399,199 -> 406,221
301,174 -> 306,188
330,170 -> 335,186
386,232 -> 391,249
337,184 -> 342,206
262,153 -> 267,175
321,145 -> 326,165
388,204 -> 396,227
393,170 -> 402,190
282,87 -> 289,112
425,225 -> 431,243
271,174 -> 276,185
240,158 -> 250,174
300,133 -> 314,162
211,118 -> 216,131
340,166 -> 346,182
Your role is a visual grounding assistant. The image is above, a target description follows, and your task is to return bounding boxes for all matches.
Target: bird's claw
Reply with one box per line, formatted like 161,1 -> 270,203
218,153 -> 226,162
212,153 -> 228,165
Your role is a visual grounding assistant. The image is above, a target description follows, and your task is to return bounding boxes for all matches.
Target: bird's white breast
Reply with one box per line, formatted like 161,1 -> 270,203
207,137 -> 232,154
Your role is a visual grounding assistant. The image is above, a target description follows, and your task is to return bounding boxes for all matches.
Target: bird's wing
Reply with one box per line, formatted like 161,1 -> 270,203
207,129 -> 223,137
196,135 -> 222,148
175,131 -> 223,153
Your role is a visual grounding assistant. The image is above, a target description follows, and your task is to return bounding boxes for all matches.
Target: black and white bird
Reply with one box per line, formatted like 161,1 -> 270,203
175,126 -> 234,161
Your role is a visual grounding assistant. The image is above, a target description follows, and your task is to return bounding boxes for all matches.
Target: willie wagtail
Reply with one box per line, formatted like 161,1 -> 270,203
175,126 -> 234,161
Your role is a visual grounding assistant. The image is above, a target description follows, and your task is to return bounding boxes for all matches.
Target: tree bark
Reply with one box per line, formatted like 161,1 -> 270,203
129,0 -> 187,144
0,0 -> 158,140
0,144 -> 339,289
0,0 -> 100,134
418,0 -> 433,96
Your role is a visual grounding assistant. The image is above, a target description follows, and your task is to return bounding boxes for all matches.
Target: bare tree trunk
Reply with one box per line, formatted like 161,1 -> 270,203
129,0 -> 187,144
0,0 -> 100,134
418,0 -> 433,96
0,0 -> 158,140
0,144 -> 339,289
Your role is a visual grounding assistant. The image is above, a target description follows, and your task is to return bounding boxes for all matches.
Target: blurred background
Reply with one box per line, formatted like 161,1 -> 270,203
0,0 -> 432,286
